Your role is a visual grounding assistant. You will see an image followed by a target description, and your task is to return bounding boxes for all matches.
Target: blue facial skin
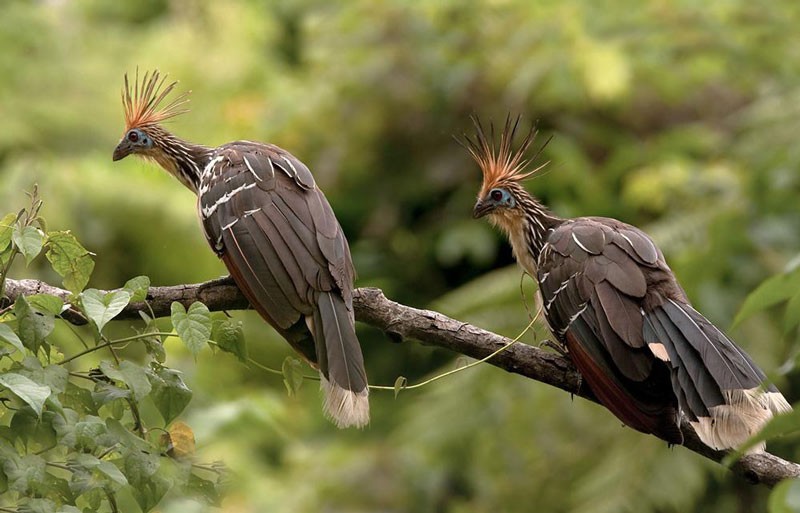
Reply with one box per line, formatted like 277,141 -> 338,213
113,128 -> 154,161
473,187 -> 516,218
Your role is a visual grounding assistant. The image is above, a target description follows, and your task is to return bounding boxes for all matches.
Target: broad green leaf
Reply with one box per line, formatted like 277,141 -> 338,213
188,472 -> 223,506
26,294 -> 64,316
0,322 -> 24,353
282,357 -> 304,397
769,478 -> 800,513
212,317 -> 247,363
18,498 -> 57,513
12,225 -> 44,265
21,358 -> 69,395
91,382 -> 131,407
733,270 -> 800,327
14,295 -> 54,353
73,453 -> 128,487
783,290 -> 800,335
45,231 -> 94,293
0,373 -> 50,416
99,361 -> 152,402
80,289 -> 132,333
148,366 -> 192,424
5,454 -> 46,494
123,275 -> 151,303
0,213 -> 17,253
171,302 -> 212,357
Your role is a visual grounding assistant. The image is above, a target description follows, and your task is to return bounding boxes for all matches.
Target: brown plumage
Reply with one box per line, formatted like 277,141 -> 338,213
113,70 -> 369,428
466,116 -> 791,450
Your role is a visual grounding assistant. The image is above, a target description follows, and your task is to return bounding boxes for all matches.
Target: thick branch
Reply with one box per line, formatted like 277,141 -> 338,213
3,277 -> 798,486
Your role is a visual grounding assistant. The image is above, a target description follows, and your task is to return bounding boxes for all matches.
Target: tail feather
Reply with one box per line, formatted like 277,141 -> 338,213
646,300 -> 792,451
311,291 -> 369,428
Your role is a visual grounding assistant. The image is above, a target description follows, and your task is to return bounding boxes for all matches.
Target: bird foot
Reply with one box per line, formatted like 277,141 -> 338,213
540,338 -> 569,357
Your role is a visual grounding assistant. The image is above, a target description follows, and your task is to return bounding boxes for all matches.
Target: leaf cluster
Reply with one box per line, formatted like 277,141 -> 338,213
0,191 -> 243,512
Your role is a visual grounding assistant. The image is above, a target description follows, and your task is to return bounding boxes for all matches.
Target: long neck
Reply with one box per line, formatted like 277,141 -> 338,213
495,188 -> 562,276
518,194 -> 562,259
148,126 -> 213,194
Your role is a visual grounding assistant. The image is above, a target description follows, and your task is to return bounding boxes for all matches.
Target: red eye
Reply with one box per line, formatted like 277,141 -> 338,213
491,189 -> 503,201
127,131 -> 139,142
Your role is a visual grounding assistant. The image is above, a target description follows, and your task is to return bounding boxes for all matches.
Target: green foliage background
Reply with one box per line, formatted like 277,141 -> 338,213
1,0 -> 800,511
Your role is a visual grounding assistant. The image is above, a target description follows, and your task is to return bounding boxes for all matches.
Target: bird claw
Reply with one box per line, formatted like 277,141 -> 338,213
540,338 -> 569,357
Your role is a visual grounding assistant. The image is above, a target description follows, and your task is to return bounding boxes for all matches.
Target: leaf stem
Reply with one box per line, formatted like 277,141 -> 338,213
59,332 -> 177,365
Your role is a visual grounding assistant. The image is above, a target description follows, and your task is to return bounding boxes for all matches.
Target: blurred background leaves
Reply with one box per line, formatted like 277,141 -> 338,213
1,0 -> 799,511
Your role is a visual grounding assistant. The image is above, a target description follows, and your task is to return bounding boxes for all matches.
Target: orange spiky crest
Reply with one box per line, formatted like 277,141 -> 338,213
122,68 -> 190,131
462,115 -> 549,198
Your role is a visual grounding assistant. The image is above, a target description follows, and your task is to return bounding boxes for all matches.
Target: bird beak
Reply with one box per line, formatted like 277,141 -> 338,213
112,140 -> 132,161
472,200 -> 493,219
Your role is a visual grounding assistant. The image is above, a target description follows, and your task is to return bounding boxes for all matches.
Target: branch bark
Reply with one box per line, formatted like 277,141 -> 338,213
3,277 -> 798,487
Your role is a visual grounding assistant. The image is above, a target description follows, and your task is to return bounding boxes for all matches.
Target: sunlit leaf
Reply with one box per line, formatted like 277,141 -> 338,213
282,357 -> 304,397
733,270 -> 800,327
0,323 -> 24,354
212,317 -> 247,363
171,302 -> 212,357
123,275 -> 150,303
80,289 -> 132,333
0,213 -> 17,253
45,231 -> 94,293
26,294 -> 64,316
12,225 -> 44,265
0,373 -> 50,416
99,361 -> 152,402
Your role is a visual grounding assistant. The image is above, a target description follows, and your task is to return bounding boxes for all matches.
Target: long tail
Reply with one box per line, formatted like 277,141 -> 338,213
644,299 -> 791,451
310,291 -> 370,428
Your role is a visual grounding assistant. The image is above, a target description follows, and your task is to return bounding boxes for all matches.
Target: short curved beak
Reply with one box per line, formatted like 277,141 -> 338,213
472,200 -> 493,219
112,140 -> 132,161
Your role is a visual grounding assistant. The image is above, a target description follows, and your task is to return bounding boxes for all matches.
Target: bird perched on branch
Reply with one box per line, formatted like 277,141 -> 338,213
465,116 -> 791,450
112,69 -> 369,428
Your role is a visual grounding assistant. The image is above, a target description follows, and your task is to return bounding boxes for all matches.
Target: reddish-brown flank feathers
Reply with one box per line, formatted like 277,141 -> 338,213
122,69 -> 190,131
462,116 -> 549,198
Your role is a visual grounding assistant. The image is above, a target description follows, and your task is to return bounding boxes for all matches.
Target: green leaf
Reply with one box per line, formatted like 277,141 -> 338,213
769,478 -> 800,513
80,289 -> 132,333
393,376 -> 408,398
0,213 -> 17,253
15,295 -> 54,353
783,290 -> 800,335
45,231 -> 94,293
123,275 -> 151,303
0,322 -> 24,354
282,357 -> 304,397
12,225 -> 44,265
171,302 -> 212,357
0,373 -> 50,416
187,472 -> 223,506
148,366 -> 192,424
73,453 -> 128,487
99,361 -> 152,402
19,498 -> 58,513
211,317 -> 247,363
733,270 -> 800,327
26,294 -> 64,316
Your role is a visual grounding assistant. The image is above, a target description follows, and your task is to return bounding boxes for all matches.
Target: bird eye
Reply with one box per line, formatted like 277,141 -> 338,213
490,189 -> 504,202
127,130 -> 139,143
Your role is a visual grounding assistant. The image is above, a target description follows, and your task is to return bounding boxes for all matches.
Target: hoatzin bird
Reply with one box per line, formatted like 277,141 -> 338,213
112,70 -> 369,428
465,117 -> 791,451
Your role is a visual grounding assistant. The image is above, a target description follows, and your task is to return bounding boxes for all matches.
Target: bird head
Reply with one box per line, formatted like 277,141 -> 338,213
113,69 -> 190,162
462,116 -> 549,223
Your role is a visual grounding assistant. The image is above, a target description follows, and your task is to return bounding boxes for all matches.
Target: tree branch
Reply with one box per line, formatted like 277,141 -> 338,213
3,277 -> 798,486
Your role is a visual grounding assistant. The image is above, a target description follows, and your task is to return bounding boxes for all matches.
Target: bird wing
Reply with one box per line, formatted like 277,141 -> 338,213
539,217 -> 683,441
197,141 -> 356,358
